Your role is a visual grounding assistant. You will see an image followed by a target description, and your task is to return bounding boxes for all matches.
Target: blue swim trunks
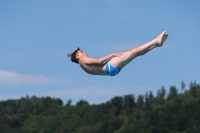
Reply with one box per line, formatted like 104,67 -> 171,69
105,62 -> 121,76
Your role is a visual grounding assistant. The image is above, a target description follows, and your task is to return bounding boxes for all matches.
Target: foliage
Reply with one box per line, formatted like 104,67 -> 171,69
0,81 -> 200,133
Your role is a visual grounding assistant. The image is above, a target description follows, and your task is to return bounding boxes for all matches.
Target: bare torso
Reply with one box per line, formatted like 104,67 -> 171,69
78,55 -> 127,75
79,63 -> 107,75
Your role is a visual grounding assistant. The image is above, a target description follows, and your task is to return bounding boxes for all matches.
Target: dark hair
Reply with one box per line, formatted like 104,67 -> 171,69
68,47 -> 80,64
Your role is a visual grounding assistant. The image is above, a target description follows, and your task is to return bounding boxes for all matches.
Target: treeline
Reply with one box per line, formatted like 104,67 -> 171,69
0,81 -> 200,133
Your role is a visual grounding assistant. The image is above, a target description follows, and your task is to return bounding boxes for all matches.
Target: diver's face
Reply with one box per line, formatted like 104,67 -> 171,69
77,50 -> 88,58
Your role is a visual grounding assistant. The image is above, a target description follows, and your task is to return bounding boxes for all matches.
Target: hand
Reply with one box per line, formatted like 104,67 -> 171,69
113,52 -> 124,58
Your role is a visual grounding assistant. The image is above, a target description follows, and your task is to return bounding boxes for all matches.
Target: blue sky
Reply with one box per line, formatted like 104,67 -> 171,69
1,0 -> 200,104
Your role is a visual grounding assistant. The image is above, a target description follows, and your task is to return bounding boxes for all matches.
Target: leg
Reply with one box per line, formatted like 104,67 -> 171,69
110,31 -> 168,68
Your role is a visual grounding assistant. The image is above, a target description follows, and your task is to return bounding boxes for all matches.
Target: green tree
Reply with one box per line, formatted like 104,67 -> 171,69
181,80 -> 186,93
167,86 -> 178,100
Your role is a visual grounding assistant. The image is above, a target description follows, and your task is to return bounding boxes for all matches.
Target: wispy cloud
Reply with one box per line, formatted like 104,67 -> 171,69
43,85 -> 128,98
0,94 -> 22,101
0,84 -> 153,104
41,85 -> 130,104
51,84 -> 151,103
0,85 -> 129,104
0,70 -> 70,86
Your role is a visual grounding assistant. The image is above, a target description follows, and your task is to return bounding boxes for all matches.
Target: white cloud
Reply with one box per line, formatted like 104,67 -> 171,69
43,86 -> 128,98
0,70 -> 70,86
36,85 -> 153,104
40,85 -> 130,104
0,85 -> 153,104
0,94 -> 22,101
0,85 -> 129,104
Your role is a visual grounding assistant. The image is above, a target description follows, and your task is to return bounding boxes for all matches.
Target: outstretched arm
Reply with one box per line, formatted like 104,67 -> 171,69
80,52 -> 123,65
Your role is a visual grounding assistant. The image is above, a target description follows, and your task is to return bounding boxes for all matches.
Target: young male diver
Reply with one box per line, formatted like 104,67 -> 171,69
68,31 -> 168,76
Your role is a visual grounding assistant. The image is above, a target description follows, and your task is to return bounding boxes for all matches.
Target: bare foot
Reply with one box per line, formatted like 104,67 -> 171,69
155,31 -> 168,47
